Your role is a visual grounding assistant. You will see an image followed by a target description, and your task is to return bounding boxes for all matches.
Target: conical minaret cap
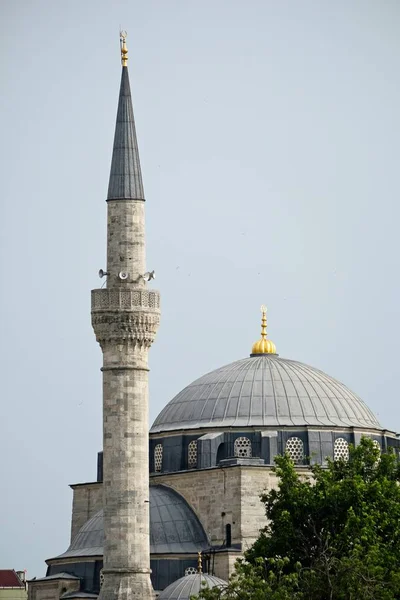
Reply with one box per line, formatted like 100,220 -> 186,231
251,305 -> 277,356
107,32 -> 145,201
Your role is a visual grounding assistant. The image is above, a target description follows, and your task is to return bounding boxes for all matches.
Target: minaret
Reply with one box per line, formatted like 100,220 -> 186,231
91,32 -> 160,600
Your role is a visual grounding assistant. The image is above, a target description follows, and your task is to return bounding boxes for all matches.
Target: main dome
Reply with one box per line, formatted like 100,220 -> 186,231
151,355 -> 381,433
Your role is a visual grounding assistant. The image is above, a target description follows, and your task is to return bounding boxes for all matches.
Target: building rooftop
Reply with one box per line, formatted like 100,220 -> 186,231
31,573 -> 80,582
0,571 -> 24,587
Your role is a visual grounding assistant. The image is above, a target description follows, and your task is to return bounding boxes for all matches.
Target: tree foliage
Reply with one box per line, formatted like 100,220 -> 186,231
194,438 -> 400,599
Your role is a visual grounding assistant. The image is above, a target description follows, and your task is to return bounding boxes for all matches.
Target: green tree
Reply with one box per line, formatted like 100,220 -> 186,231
195,437 -> 400,599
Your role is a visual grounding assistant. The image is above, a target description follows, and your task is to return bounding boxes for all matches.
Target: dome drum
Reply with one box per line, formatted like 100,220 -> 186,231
149,430 -> 392,472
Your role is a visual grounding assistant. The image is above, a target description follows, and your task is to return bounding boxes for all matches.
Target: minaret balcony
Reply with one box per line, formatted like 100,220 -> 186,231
91,288 -> 160,348
91,288 -> 160,313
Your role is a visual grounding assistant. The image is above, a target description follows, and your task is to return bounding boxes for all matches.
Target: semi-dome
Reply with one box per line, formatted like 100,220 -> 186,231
52,485 -> 208,559
151,354 -> 381,433
158,573 -> 226,599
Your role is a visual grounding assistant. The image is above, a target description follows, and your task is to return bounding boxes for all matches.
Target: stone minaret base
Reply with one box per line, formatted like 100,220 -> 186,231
100,572 -> 154,600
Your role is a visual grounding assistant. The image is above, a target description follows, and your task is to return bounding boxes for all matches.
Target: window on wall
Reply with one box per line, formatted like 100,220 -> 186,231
334,437 -> 349,461
154,443 -> 163,472
188,440 -> 197,469
234,436 -> 252,458
285,437 -> 304,464
225,523 -> 232,547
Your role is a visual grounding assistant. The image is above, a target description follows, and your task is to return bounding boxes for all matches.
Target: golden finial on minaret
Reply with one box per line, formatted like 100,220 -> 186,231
197,551 -> 203,574
251,305 -> 277,355
120,30 -> 128,67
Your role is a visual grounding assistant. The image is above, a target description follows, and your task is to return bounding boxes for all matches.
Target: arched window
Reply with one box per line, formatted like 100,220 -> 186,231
185,567 -> 197,575
216,443 -> 225,464
188,440 -> 198,469
154,443 -> 163,472
334,437 -> 349,461
234,436 -> 252,458
285,437 -> 304,464
100,570 -> 104,588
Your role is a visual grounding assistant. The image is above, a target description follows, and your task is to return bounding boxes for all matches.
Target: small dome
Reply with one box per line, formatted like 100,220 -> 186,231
52,485 -> 208,559
251,337 -> 276,355
157,573 -> 226,599
151,355 -> 381,432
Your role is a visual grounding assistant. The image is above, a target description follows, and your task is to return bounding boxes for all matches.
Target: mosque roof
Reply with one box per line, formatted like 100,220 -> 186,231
157,573 -> 226,599
31,573 -> 79,582
151,306 -> 381,434
51,485 -> 208,560
151,357 -> 381,433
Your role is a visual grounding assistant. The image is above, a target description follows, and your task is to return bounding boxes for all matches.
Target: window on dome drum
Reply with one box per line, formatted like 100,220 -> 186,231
188,440 -> 197,469
285,437 -> 304,464
185,567 -> 197,575
373,439 -> 381,451
234,436 -> 252,458
372,439 -> 381,464
154,443 -> 163,472
334,437 -> 349,461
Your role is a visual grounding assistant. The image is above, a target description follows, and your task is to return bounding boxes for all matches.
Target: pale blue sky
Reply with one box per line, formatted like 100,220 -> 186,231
1,0 -> 400,578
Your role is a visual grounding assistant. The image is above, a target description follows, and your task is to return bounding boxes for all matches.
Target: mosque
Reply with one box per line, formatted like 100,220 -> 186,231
27,35 -> 399,600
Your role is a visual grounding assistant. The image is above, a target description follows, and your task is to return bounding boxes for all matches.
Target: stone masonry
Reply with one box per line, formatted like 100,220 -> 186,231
153,465 -> 282,557
91,61 -> 160,600
69,482 -> 103,543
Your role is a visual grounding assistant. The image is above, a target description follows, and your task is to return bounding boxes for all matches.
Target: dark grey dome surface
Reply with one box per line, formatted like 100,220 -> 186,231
158,573 -> 226,599
53,485 -> 208,559
151,355 -> 381,433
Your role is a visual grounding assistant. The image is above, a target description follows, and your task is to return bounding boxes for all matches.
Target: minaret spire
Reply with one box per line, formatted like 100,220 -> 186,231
92,33 -> 160,600
107,31 -> 145,202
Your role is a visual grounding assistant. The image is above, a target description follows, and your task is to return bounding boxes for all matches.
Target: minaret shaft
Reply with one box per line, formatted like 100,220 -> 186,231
91,52 -> 159,600
106,200 -> 146,288
100,342 -> 153,598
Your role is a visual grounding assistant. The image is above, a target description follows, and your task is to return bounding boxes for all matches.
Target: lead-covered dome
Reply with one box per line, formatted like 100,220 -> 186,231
158,573 -> 226,599
151,355 -> 381,433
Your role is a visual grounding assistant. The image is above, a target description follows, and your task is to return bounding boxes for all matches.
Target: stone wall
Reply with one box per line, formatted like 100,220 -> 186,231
239,468 -> 280,549
153,467 -> 241,547
212,551 -> 241,582
28,579 -> 79,600
152,465 -> 286,578
70,483 -> 103,543
153,465 -> 282,548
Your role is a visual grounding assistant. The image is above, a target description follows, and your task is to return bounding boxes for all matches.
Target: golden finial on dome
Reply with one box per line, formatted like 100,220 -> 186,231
120,30 -> 128,67
251,305 -> 277,355
197,551 -> 203,574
